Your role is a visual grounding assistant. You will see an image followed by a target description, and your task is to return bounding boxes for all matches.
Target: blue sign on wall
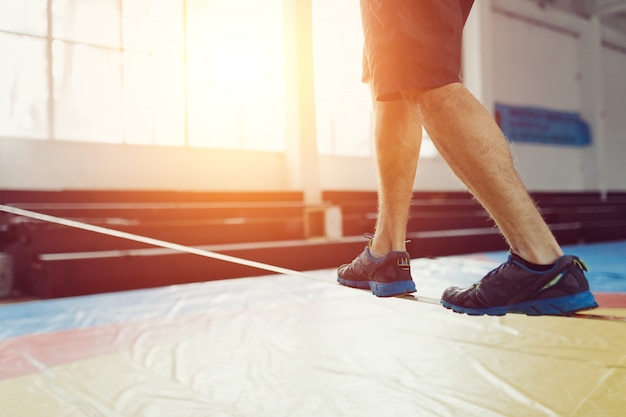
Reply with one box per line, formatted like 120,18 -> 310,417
495,103 -> 592,146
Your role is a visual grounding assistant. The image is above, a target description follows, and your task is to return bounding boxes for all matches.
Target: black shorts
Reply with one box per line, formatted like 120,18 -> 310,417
361,0 -> 474,101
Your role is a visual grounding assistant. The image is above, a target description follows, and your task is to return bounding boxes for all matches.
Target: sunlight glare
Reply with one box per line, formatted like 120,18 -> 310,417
187,0 -> 285,151
213,40 -> 261,94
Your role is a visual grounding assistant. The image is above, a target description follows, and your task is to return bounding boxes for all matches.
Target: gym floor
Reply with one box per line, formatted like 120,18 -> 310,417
1,241 -> 625,417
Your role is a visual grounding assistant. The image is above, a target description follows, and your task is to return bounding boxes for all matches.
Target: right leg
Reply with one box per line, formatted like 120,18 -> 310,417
404,83 -> 597,315
403,84 -> 562,264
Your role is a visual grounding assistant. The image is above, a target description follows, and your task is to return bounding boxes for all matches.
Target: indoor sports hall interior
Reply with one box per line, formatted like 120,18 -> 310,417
1,1 -> 626,416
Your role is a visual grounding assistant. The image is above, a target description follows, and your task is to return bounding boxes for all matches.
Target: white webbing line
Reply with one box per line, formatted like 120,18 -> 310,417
0,204 -> 442,305
0,204 -> 311,279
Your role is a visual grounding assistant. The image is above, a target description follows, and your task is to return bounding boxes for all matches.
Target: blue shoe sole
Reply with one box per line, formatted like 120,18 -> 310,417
338,277 -> 416,297
441,291 -> 599,316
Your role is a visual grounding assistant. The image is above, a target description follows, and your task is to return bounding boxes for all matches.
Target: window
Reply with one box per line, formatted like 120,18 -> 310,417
0,33 -> 48,139
52,41 -> 125,142
3,1 -> 440,155
0,0 -> 47,36
0,0 -> 285,151
0,1 -> 48,140
312,0 -> 372,156
186,0 -> 285,151
122,0 -> 186,146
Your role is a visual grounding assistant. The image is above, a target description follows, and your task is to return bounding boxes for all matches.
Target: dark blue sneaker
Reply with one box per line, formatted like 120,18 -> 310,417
337,245 -> 416,297
441,254 -> 598,316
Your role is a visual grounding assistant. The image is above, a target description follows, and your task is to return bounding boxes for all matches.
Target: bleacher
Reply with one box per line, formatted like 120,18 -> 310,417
1,189 -> 625,298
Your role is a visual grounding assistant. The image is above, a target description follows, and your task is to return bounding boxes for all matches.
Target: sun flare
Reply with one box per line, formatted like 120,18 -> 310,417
186,0 -> 285,151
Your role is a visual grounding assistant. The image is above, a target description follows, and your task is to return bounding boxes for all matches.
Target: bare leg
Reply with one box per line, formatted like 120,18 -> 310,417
369,97 -> 422,256
404,83 -> 563,264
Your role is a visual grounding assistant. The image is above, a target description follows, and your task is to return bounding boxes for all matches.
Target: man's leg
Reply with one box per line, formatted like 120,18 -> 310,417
404,82 -> 597,315
370,97 -> 422,256
404,83 -> 562,264
336,96 -> 421,297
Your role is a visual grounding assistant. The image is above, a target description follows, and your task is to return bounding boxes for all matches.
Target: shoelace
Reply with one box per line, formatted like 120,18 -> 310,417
471,255 -> 515,288
486,257 -> 513,278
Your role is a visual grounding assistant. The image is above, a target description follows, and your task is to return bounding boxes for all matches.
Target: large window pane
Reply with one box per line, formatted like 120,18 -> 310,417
52,0 -> 121,47
313,0 -> 372,156
123,0 -> 184,55
186,0 -> 285,151
53,41 -> 123,142
0,0 -> 47,36
0,33 -> 48,139
123,52 -> 185,146
3,0 -> 292,151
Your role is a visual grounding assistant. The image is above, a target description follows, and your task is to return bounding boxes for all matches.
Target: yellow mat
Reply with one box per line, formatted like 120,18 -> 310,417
1,274 -> 624,417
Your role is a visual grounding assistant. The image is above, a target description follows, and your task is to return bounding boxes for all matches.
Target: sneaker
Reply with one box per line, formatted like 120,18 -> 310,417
441,254 -> 598,316
337,244 -> 416,297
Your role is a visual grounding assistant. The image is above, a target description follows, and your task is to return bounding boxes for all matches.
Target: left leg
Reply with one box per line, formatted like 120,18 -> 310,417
370,93 -> 422,256
336,92 -> 421,297
338,0 -> 473,297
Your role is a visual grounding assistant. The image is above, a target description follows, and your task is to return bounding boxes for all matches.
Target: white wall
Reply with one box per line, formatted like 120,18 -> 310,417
0,138 -> 288,191
602,37 -> 626,189
485,0 -> 626,192
491,1 -> 586,190
1,0 -> 625,194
